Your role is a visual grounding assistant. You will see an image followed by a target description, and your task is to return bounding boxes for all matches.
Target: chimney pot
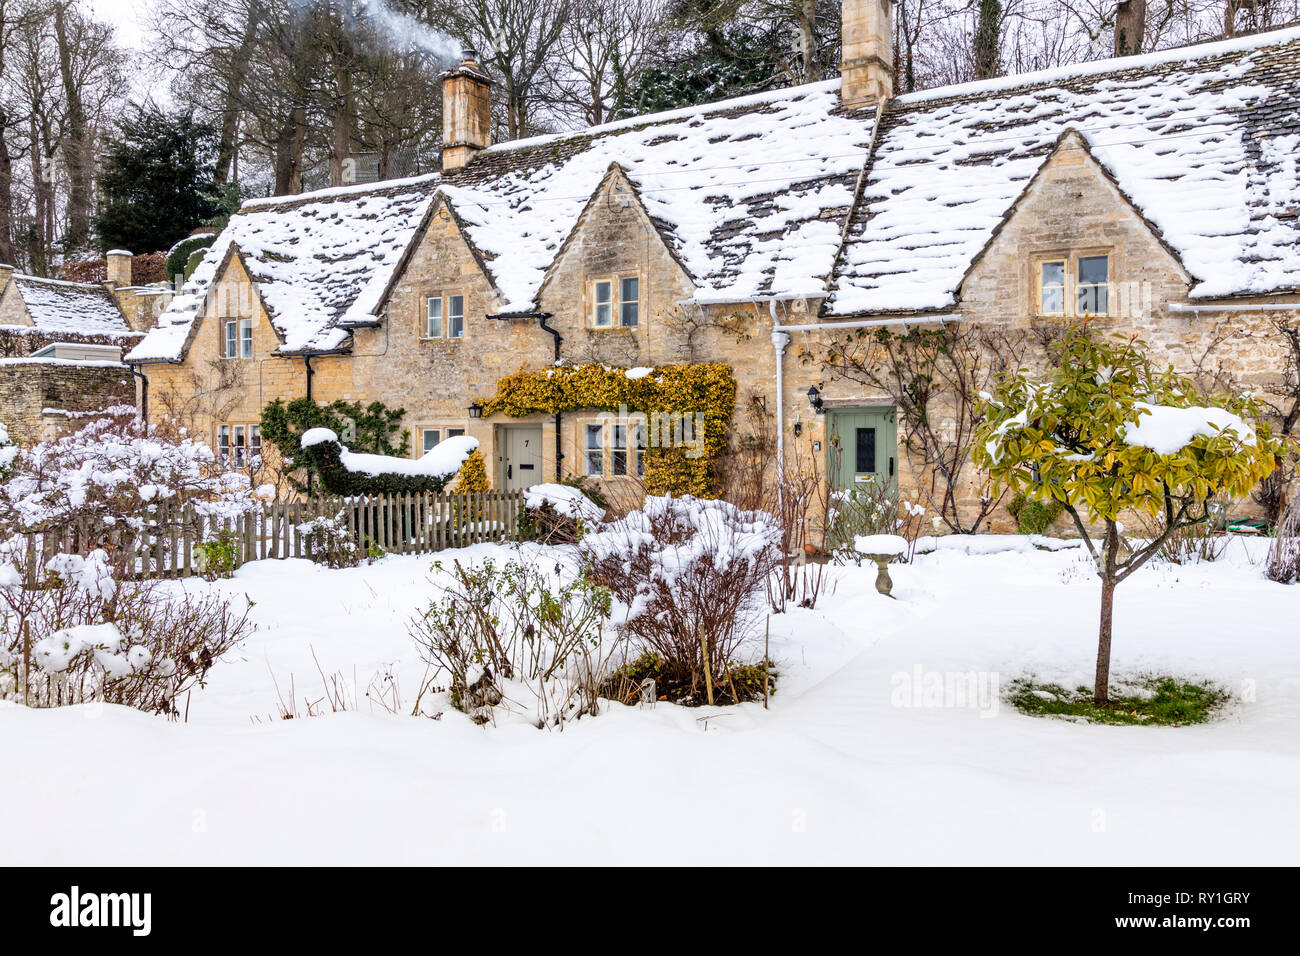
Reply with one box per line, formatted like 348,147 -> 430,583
841,0 -> 895,107
105,249 -> 132,286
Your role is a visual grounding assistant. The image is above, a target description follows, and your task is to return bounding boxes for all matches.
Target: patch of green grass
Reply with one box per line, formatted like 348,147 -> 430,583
1007,675 -> 1229,726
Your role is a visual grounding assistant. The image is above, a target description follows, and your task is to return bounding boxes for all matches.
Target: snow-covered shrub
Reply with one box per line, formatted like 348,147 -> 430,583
580,495 -> 780,704
518,482 -> 605,544
1267,497 -> 1300,584
0,543 -> 253,714
296,511 -> 360,569
0,408 -> 258,575
408,557 -> 615,727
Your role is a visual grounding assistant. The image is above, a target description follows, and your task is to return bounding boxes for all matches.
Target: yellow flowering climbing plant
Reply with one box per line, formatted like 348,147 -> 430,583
478,363 -> 737,497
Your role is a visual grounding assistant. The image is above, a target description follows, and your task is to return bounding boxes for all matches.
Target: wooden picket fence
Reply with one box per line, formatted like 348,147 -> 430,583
27,490 -> 525,579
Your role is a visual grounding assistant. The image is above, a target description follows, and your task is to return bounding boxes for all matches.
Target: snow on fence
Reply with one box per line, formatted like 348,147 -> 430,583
23,490 -> 525,578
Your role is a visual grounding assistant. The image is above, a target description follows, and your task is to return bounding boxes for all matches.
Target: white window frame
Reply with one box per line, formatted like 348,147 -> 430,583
418,426 -> 466,458
215,422 -> 261,467
424,294 -> 465,339
448,295 -> 464,338
1076,255 -> 1110,316
619,276 -> 639,328
584,423 -> 604,477
425,297 -> 443,338
592,281 -> 613,328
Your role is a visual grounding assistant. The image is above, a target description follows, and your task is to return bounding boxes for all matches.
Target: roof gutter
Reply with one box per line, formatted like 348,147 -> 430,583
1170,302 -> 1300,314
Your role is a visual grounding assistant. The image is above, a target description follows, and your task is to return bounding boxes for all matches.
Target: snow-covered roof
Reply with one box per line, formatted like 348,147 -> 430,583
127,25 -> 1300,363
7,275 -> 131,336
828,25 -> 1300,315
128,82 -> 872,362
127,177 -> 439,362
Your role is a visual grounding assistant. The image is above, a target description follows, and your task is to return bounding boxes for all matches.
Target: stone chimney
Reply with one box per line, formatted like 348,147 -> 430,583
841,0 -> 895,107
441,49 -> 493,172
105,249 -> 132,286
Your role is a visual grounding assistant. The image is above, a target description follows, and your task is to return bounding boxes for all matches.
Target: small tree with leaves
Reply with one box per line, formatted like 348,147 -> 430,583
974,329 -> 1283,705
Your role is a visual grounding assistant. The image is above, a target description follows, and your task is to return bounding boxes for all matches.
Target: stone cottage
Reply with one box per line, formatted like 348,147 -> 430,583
125,1 -> 1300,527
0,254 -> 164,444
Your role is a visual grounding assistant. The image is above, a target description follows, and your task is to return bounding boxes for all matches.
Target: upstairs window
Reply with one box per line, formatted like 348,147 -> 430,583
1039,261 -> 1066,315
591,276 -> 639,328
448,295 -> 464,338
620,277 -> 639,327
223,318 -> 252,358
1077,255 -> 1110,315
424,294 -> 465,339
1037,255 -> 1111,317
426,298 -> 442,338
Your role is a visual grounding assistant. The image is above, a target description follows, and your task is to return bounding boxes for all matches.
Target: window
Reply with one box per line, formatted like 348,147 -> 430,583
419,427 -> 467,457
426,298 -> 443,338
1077,255 -> 1109,315
425,294 -> 465,339
585,424 -> 604,476
215,422 -> 261,467
620,277 -> 639,327
1038,255 -> 1111,316
591,276 -> 639,328
448,295 -> 464,338
1039,260 -> 1066,315
634,421 -> 646,477
223,319 -> 252,358
612,424 -> 628,476
593,281 -> 612,327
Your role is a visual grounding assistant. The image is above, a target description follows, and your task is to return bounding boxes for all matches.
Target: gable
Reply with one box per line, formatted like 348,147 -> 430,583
827,27 -> 1300,316
958,132 -> 1190,314
536,165 -> 693,307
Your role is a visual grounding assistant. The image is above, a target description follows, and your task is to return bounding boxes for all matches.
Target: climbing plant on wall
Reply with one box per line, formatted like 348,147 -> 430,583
260,398 -> 410,494
478,363 -> 736,497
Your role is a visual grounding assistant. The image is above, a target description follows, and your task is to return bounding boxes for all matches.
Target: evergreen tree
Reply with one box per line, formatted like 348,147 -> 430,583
93,106 -> 235,255
613,20 -> 786,118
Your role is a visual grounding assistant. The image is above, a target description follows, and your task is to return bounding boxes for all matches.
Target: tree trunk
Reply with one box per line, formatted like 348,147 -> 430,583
273,106 -> 306,196
973,0 -> 1003,81
1114,0 -> 1147,56
1093,521 -> 1120,705
797,0 -> 817,81
1095,575 -> 1116,705
0,109 -> 15,266
53,1 -> 91,253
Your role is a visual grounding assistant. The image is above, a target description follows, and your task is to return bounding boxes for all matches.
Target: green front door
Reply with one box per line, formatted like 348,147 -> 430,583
826,407 -> 898,493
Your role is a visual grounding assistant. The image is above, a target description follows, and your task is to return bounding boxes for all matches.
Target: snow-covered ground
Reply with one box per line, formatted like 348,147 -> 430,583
4,536 -> 1298,865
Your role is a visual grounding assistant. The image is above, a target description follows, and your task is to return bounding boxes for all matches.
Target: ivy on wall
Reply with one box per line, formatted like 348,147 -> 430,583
479,363 -> 736,497
261,397 -> 409,494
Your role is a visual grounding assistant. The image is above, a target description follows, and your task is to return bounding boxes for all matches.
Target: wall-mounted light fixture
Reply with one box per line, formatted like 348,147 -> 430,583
807,384 -> 825,415
468,401 -> 484,419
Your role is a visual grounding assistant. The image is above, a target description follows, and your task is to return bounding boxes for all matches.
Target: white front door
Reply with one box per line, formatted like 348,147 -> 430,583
500,426 -> 542,491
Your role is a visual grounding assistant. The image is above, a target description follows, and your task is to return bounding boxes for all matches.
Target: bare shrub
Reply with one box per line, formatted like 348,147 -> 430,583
0,545 -> 254,716
408,557 -> 618,727
1267,497 -> 1300,584
580,495 -> 779,703
297,511 -> 361,568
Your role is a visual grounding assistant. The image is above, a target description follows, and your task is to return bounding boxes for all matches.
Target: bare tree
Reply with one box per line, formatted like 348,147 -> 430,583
545,0 -> 659,127
435,0 -> 574,140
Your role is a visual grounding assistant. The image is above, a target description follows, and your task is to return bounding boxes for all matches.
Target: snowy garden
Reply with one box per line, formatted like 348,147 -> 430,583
3,331 -> 1300,865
